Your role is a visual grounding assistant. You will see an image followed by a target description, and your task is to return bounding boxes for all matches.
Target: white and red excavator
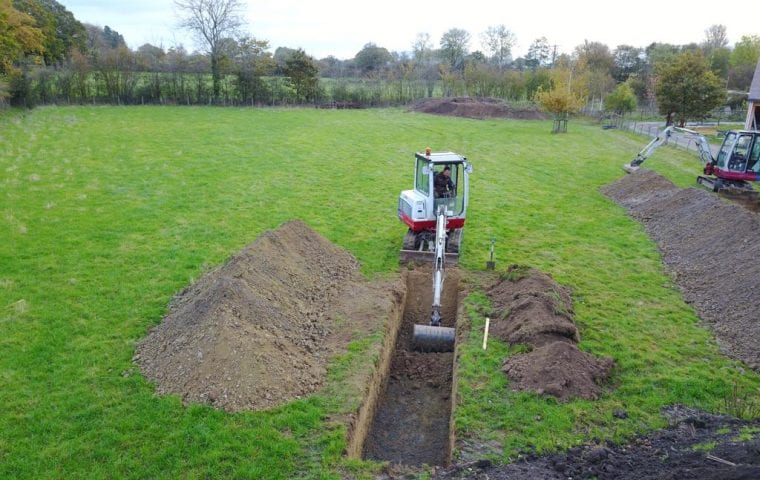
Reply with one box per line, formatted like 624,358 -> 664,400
397,148 -> 473,353
624,126 -> 760,194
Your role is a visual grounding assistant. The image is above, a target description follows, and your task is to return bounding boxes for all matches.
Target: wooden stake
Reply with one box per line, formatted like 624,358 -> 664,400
706,454 -> 736,467
482,317 -> 490,350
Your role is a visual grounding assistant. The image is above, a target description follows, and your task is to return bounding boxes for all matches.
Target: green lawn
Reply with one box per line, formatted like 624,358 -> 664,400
1,106 -> 758,478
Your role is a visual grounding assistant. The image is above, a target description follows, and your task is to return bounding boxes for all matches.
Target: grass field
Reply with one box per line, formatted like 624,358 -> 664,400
1,106 -> 758,479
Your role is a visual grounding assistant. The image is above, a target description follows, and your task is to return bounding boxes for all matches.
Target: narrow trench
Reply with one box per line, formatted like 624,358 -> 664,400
362,267 -> 460,466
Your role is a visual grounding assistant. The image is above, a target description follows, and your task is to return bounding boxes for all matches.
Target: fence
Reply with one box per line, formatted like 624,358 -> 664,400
617,120 -> 720,158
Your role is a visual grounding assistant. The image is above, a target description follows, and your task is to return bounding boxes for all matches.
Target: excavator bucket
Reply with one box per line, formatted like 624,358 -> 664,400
412,324 -> 455,352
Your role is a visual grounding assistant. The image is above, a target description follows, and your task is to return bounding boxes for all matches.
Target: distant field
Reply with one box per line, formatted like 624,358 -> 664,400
1,106 -> 758,478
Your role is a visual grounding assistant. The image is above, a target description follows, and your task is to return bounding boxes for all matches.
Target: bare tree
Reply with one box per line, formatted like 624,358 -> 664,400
703,24 -> 728,52
174,0 -> 245,100
480,25 -> 516,69
412,33 -> 433,64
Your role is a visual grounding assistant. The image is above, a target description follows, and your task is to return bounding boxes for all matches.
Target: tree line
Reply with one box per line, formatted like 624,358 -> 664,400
2,0 -> 760,125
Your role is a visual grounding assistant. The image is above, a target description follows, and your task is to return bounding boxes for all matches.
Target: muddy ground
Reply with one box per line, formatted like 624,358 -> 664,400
435,406 -> 760,480
408,97 -> 547,120
135,220 -> 400,412
602,169 -> 760,370
363,268 -> 460,466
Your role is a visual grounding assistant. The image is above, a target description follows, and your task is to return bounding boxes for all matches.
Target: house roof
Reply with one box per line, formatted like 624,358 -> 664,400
750,60 -> 760,101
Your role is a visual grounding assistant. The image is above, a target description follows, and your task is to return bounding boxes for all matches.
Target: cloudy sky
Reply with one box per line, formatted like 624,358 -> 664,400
61,0 -> 758,59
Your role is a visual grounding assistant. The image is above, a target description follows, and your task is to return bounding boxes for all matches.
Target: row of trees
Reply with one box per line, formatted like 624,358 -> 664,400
2,0 -> 760,125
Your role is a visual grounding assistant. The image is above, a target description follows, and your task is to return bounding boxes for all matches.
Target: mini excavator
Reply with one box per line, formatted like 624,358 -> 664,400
397,148 -> 473,352
624,126 -> 760,195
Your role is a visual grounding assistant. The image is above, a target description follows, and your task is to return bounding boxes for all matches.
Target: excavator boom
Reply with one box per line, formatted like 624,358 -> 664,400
623,126 -> 715,173
412,206 -> 455,352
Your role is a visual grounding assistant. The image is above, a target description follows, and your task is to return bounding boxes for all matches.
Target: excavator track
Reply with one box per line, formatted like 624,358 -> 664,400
697,176 -> 759,198
400,230 -> 459,265
446,228 -> 462,254
402,229 -> 417,250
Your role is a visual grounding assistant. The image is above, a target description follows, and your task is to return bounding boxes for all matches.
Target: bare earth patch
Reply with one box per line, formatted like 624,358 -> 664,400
135,220 -> 399,412
435,406 -> 760,480
602,169 -> 760,371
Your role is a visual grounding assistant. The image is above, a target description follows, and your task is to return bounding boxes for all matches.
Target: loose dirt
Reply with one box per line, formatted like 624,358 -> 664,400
487,268 -> 578,348
135,220 -> 398,412
485,268 -> 614,401
363,268 -> 460,466
502,342 -> 616,401
434,405 -> 760,480
408,97 -> 548,120
602,169 -> 760,370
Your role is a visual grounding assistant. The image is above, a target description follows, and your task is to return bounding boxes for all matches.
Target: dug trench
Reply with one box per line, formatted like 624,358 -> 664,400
358,267 -> 463,467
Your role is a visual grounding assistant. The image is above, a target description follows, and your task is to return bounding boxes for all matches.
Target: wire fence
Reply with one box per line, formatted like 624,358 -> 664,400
617,120 -> 720,157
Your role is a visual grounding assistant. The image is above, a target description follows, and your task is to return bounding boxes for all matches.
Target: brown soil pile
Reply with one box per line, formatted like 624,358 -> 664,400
502,342 -> 616,401
602,170 -> 760,370
486,267 -> 614,401
135,220 -> 398,412
409,97 -> 548,120
487,268 -> 578,347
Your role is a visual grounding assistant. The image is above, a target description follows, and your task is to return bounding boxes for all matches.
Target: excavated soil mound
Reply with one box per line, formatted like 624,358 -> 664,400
485,268 -> 614,401
409,97 -> 548,120
602,170 -> 760,370
502,342 -> 615,401
135,220 -> 397,412
487,268 -> 578,347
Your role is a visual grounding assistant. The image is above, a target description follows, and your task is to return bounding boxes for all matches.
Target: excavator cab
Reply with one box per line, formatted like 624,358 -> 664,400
717,132 -> 754,173
399,150 -> 472,264
701,131 -> 760,191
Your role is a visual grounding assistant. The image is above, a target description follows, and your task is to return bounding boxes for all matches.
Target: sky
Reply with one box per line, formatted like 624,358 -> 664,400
61,0 -> 758,60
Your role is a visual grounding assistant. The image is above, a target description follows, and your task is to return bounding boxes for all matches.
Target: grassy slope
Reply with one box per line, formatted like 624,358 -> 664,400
456,130 -> 760,458
0,107 -> 757,478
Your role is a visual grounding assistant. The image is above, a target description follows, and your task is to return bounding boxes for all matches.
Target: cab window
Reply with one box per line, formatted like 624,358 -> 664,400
728,134 -> 753,172
415,158 -> 429,195
716,132 -> 736,169
748,137 -> 760,173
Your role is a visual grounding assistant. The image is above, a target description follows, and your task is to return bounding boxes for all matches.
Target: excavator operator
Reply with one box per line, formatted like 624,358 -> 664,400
434,166 -> 455,198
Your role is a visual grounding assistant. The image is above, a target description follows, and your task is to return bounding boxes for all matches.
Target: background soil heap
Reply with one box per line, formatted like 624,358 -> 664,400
487,267 -> 615,401
135,220 -> 395,412
409,97 -> 547,120
602,170 -> 760,370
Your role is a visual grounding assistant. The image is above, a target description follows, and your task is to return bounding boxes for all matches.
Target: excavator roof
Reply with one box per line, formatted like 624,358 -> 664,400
415,151 -> 467,164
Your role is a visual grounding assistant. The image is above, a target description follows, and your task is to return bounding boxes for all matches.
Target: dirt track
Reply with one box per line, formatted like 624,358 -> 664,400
602,169 -> 760,370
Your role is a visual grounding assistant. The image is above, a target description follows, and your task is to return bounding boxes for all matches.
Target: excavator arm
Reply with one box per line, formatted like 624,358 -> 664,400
624,125 -> 715,173
412,205 -> 456,352
627,126 -> 674,170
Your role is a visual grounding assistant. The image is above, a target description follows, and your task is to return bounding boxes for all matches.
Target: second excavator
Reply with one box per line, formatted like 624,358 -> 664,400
624,125 -> 760,194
